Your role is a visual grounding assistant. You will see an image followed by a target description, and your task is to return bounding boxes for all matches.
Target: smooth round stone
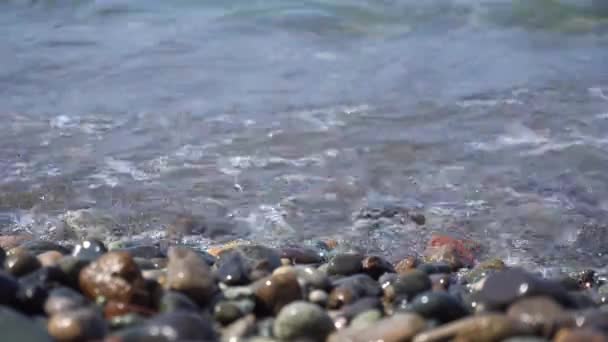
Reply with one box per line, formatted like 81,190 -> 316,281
165,246 -> 219,306
254,269 -> 303,315
222,314 -> 257,341
385,269 -> 432,303
329,274 -> 382,309
417,262 -> 453,275
274,301 -> 335,341
37,251 -> 64,267
47,307 -> 107,342
327,254 -> 364,276
0,305 -> 53,341
57,256 -> 90,289
159,291 -> 200,313
329,313 -> 426,342
214,301 -> 244,325
110,312 -> 217,341
294,266 -> 331,291
554,328 -> 608,342
475,268 -> 573,310
362,256 -> 395,280
280,246 -> 325,264
349,309 -> 382,329
412,314 -> 531,342
215,249 -> 251,285
20,240 -> 70,256
402,291 -> 468,323
45,287 -> 89,315
222,245 -> 282,280
558,269 -> 596,291
309,289 -> 328,306
394,256 -> 419,274
340,297 -> 383,321
0,271 -> 19,306
79,251 -> 149,306
71,239 -> 107,261
5,248 -> 41,277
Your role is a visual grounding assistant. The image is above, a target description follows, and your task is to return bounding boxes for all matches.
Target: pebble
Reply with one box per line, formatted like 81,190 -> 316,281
165,246 -> 219,306
554,328 -> 608,342
20,240 -> 70,256
294,265 -> 331,291
5,248 -> 42,277
110,312 -> 218,341
44,287 -> 89,315
0,270 -> 19,306
0,305 -> 53,341
47,307 -> 107,342
37,251 -> 64,267
254,267 -> 303,315
329,313 -> 426,342
79,251 -> 149,305
348,309 -> 382,329
215,300 -> 244,325
327,253 -> 364,276
308,289 -> 328,306
215,249 -> 252,285
473,268 -> 572,311
361,255 -> 395,279
402,291 -> 468,323
159,290 -> 200,313
339,297 -> 383,321
280,246 -> 325,264
71,239 -> 107,261
0,234 -> 34,250
221,314 -> 257,341
273,301 -> 335,341
394,256 -> 419,274
329,274 -> 382,309
216,244 -> 283,283
384,269 -> 432,303
413,314 -> 532,342
506,296 -> 569,337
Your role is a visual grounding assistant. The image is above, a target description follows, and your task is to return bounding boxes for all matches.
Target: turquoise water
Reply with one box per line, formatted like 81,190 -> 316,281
1,0 -> 608,268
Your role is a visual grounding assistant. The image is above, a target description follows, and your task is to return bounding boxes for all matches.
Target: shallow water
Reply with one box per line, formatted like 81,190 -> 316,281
1,0 -> 608,269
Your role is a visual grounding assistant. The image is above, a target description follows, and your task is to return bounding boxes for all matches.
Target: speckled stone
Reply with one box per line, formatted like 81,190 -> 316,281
329,313 -> 426,342
79,251 -> 149,306
274,301 -> 335,341
329,274 -> 382,309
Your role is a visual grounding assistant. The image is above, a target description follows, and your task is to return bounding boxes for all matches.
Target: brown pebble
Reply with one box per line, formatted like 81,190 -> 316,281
103,300 -> 155,319
4,247 -> 41,277
413,314 -> 532,342
165,246 -> 218,306
554,328 -> 608,342
506,296 -> 570,337
79,251 -> 149,306
37,251 -> 64,267
329,313 -> 426,342
254,268 -> 302,315
394,256 -> 418,274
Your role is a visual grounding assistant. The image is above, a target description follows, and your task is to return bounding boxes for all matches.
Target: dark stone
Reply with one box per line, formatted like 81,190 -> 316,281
159,291 -> 200,313
45,287 -> 89,315
0,247 -> 5,266
5,248 -> 41,277
362,256 -> 395,280
20,240 -> 70,255
409,211 -> 426,225
417,262 -> 453,275
0,305 -> 53,341
57,256 -> 90,289
474,268 -> 574,310
165,247 -> 218,307
215,250 -> 251,285
0,271 -> 19,306
254,268 -> 302,315
339,297 -> 383,321
402,291 -> 468,323
110,312 -> 217,341
384,269 -> 432,303
214,301 -> 244,325
274,301 -> 335,342
280,247 -> 325,264
47,307 -> 107,342
327,254 -> 364,276
329,274 -> 382,309
71,239 -> 107,261
15,278 -> 48,315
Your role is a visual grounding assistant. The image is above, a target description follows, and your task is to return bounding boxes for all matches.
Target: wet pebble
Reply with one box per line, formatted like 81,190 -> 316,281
21,240 -> 70,256
273,301 -> 335,342
348,309 -> 382,329
329,313 -> 426,342
254,267 -> 302,315
280,246 -> 325,264
5,248 -> 41,277
554,328 -> 608,342
506,296 -> 570,336
394,256 -> 419,274
0,270 -> 19,306
79,251 -> 149,305
159,290 -> 200,313
44,287 -> 89,315
329,274 -> 382,309
402,291 -> 468,323
215,300 -> 245,325
308,289 -> 328,306
71,239 -> 107,261
110,312 -> 217,341
222,314 -> 257,341
384,269 -> 432,303
327,253 -> 364,276
412,314 -> 532,342
165,246 -> 218,306
362,255 -> 395,279
47,307 -> 107,342
37,251 -> 64,267
215,249 -> 252,285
